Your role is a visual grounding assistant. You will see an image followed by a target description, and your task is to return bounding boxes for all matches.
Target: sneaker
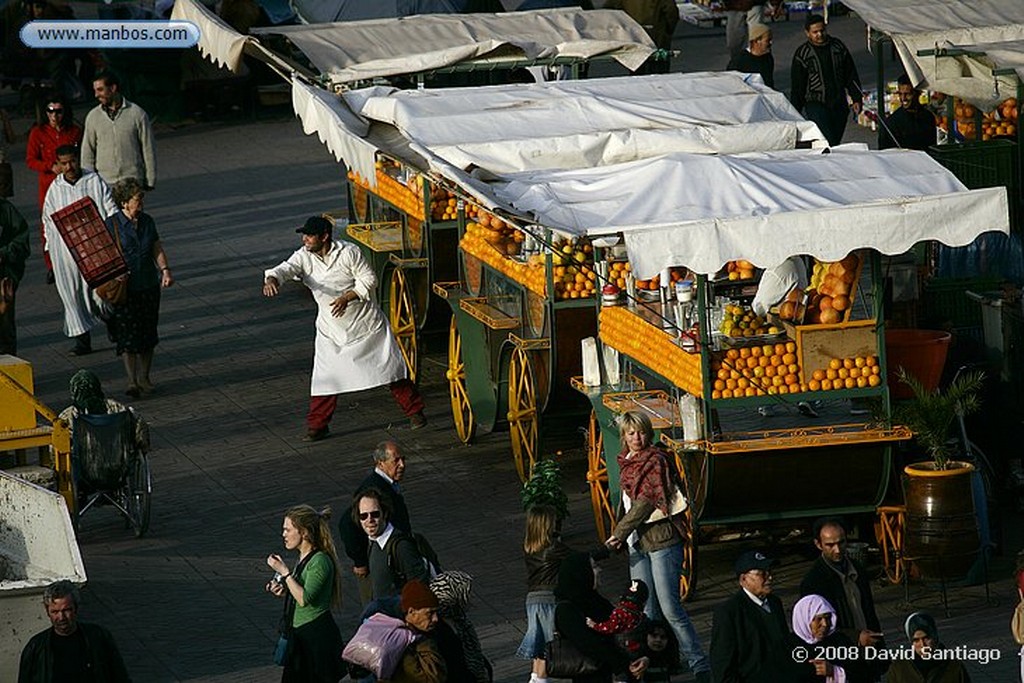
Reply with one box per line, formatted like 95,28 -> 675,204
302,427 -> 329,442
409,412 -> 427,430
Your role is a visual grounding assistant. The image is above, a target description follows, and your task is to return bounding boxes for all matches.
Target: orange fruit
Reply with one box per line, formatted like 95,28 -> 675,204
726,349 -> 740,360
777,384 -> 789,394
871,365 -> 881,376
771,355 -> 783,367
751,346 -> 763,358
744,387 -> 757,397
843,357 -> 855,369
788,363 -> 799,375
848,367 -> 860,379
784,373 -> 798,385
737,378 -> 750,389
826,368 -> 838,380
844,377 -> 856,390
774,343 -> 787,355
717,368 -> 730,381
765,365 -> 777,378
856,376 -> 868,388
753,366 -> 766,378
721,389 -> 733,399
740,347 -> 752,359
812,369 -> 826,381
838,368 -> 849,380
865,355 -> 877,367
746,357 -> 759,369
772,375 -> 784,387
782,353 -> 796,365
854,356 -> 866,368
868,374 -> 881,387
829,358 -> 841,370
809,379 -> 821,391
711,389 -> 722,400
762,345 -> 774,357
785,341 -> 797,353
819,378 -> 832,391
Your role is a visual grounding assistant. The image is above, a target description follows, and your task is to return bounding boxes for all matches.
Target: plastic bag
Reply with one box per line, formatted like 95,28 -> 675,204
342,613 -> 420,679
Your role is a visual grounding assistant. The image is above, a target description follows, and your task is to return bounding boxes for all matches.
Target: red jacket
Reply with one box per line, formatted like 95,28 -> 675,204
26,122 -> 82,206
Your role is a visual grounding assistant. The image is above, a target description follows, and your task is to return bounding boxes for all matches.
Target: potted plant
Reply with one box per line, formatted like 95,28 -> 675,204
522,459 -> 569,523
894,367 -> 985,578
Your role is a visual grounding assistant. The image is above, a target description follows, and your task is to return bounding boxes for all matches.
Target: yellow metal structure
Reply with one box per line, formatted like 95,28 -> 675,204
585,410 -> 615,541
508,346 -> 539,483
446,317 -> 475,444
389,267 -> 418,382
876,504 -> 906,584
0,357 -> 73,514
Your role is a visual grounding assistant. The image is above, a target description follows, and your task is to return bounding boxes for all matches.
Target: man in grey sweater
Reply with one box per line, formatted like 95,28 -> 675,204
82,72 -> 156,189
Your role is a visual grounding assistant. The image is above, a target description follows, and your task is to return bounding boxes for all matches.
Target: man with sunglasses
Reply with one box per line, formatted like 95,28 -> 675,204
710,550 -> 789,682
354,488 -> 429,608
339,440 -> 413,605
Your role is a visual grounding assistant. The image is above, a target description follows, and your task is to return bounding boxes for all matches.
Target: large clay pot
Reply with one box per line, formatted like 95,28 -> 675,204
903,461 -> 979,579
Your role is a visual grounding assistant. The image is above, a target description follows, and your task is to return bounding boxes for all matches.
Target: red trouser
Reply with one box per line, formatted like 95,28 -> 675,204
306,379 -> 424,430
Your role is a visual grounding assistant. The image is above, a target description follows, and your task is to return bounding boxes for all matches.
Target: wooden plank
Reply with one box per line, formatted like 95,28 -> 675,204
785,319 -> 879,380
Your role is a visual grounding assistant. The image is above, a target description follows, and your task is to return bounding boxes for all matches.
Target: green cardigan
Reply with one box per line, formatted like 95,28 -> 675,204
294,551 -> 334,628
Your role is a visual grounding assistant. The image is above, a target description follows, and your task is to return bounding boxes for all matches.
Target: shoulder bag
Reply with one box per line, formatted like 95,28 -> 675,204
544,632 -> 601,679
273,552 -> 314,666
95,223 -> 128,306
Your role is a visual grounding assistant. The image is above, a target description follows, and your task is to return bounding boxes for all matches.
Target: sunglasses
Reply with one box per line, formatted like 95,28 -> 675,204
47,108 -> 64,114
358,510 -> 381,521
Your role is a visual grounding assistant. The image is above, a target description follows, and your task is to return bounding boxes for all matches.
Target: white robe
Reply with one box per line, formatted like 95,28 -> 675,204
265,240 -> 406,396
42,172 -> 117,337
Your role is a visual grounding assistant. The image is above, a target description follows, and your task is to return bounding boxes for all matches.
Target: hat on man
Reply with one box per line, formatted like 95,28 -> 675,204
748,23 -> 771,43
734,549 -> 775,575
401,579 -> 440,611
296,215 -> 332,235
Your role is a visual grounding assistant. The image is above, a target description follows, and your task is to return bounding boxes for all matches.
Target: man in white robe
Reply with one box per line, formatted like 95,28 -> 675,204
42,144 -> 117,355
263,216 -> 426,441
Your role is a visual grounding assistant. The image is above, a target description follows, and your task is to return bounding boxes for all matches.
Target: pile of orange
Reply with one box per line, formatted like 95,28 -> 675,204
710,341 -> 804,398
599,307 -> 703,396
459,214 -> 543,296
636,267 -> 688,291
430,186 -> 457,221
940,96 -> 1019,141
608,260 -> 632,290
806,356 -> 881,391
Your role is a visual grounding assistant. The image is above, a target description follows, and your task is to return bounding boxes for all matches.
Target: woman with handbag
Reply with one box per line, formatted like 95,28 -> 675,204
518,504 -> 574,683
25,91 -> 82,283
604,412 -> 711,683
266,504 -> 345,683
103,177 -> 173,397
552,552 -> 647,682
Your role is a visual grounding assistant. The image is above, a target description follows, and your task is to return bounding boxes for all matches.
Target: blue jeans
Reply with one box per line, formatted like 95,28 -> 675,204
629,543 -> 710,674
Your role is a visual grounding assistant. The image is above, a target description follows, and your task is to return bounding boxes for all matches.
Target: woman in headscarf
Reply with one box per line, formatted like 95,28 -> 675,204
886,612 -> 970,683
788,593 -> 873,682
429,570 -> 491,682
553,552 -> 648,683
58,369 -> 149,452
603,411 -> 710,680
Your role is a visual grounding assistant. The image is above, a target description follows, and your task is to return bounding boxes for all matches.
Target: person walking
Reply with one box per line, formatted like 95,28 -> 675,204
885,612 -> 971,683
25,92 -> 81,283
723,0 -> 765,62
790,14 -> 862,146
338,440 -> 413,606
42,143 -> 117,356
103,177 -> 173,397
0,197 -> 29,355
262,215 -> 426,441
354,488 -> 430,605
517,504 -> 574,683
265,504 -> 345,683
726,23 -> 774,89
789,594 -> 873,682
81,72 -> 156,189
18,579 -> 131,683
604,411 -> 711,682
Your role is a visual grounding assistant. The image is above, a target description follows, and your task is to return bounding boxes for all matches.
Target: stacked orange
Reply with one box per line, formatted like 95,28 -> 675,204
709,341 -> 805,399
635,268 -> 687,291
459,215 -> 544,296
599,307 -> 703,396
608,261 -> 632,290
551,239 -> 596,300
805,355 -> 881,391
373,171 -> 426,221
430,186 -> 457,220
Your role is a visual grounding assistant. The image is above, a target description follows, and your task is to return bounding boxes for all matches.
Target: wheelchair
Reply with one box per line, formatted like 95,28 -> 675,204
71,411 -> 152,537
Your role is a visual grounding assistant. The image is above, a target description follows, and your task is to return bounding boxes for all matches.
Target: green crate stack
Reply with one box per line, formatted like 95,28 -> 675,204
928,139 -> 1020,234
921,277 -> 1004,343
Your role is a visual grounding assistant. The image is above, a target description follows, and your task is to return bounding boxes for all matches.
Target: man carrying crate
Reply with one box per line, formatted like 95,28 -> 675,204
42,144 -> 117,356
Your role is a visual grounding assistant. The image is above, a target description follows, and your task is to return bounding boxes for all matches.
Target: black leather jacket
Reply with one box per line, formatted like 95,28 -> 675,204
525,539 -> 573,592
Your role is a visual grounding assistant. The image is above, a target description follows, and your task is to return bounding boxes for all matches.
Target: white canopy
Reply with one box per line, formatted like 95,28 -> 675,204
346,72 -> 825,175
443,146 -> 1008,278
843,0 -> 1024,108
173,0 -> 655,81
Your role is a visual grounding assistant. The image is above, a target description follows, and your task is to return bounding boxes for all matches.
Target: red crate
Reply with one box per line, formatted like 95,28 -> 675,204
51,197 -> 127,287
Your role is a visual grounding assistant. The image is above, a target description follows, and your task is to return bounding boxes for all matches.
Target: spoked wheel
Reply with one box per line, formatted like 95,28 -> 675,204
389,268 -> 418,383
876,505 -> 905,584
127,453 -> 152,538
672,451 -> 697,601
586,410 -> 617,541
508,346 -> 539,483
447,317 -> 475,444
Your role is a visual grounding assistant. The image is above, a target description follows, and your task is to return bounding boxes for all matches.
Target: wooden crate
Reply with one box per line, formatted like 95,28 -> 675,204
784,319 -> 879,381
50,197 -> 126,287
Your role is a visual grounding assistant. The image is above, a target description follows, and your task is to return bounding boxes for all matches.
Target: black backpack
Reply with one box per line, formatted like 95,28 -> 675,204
385,530 -> 441,587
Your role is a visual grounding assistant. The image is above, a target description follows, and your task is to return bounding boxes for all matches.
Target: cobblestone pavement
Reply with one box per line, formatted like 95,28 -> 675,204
4,10 -> 1022,683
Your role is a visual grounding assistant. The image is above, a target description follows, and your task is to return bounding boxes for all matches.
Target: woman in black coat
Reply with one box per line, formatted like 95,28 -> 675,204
553,552 -> 649,683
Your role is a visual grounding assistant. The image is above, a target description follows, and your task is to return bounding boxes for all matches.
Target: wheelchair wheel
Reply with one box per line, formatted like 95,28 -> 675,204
126,453 -> 152,538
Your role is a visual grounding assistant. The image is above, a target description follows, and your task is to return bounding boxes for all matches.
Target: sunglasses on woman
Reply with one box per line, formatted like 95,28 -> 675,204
47,107 -> 64,114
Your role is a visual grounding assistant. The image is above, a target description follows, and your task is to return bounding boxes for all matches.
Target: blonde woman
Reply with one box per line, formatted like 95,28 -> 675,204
266,505 -> 344,682
517,504 -> 573,683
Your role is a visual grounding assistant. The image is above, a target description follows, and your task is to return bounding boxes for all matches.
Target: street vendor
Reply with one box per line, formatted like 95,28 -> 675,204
262,216 -> 426,441
751,255 -> 808,317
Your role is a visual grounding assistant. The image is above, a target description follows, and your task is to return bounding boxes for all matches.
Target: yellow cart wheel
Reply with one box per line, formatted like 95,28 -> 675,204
508,346 -> 539,483
446,317 -> 475,444
389,268 -> 418,383
876,505 -> 905,584
671,450 -> 697,601
586,410 -> 617,542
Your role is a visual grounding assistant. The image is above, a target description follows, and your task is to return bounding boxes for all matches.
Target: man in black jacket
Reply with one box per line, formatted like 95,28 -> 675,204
710,550 -> 789,683
879,75 -> 937,151
339,440 -> 412,605
790,14 -> 863,146
19,580 -> 131,683
800,518 -> 884,654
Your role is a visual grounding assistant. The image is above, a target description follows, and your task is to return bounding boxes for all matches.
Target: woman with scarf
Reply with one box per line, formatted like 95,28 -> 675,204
104,177 -> 174,397
430,570 -> 492,682
789,594 -> 873,682
266,504 -> 345,683
604,411 -> 710,682
886,612 -> 970,683
553,552 -> 647,683
59,369 -> 149,464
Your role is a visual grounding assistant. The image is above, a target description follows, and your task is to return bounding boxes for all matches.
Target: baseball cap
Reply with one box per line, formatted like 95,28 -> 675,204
296,215 -> 332,235
734,550 -> 776,575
